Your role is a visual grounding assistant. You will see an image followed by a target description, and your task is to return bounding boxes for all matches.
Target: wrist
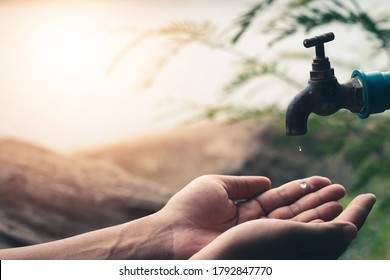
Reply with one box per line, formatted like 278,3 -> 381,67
112,212 -> 174,259
189,237 -> 226,260
189,230 -> 236,260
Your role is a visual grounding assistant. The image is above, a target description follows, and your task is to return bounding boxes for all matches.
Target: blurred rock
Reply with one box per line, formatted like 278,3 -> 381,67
77,118 -> 271,193
0,138 -> 171,248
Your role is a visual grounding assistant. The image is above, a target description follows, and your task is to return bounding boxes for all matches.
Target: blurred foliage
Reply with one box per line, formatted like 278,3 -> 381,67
110,0 -> 390,95
108,18 -> 301,92
232,0 -> 390,55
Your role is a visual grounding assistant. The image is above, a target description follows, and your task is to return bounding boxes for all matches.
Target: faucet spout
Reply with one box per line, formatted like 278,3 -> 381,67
285,86 -> 313,136
286,78 -> 364,135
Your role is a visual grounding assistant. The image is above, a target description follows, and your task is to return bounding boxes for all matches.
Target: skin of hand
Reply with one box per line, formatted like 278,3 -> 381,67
159,175 -> 375,260
0,175 -> 375,260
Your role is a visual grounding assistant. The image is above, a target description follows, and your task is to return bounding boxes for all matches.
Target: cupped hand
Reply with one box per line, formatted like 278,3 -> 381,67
161,175 -> 349,259
190,193 -> 375,259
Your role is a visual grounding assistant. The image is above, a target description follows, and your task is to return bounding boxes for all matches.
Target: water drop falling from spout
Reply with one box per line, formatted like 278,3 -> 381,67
300,182 -> 307,188
298,146 -> 302,152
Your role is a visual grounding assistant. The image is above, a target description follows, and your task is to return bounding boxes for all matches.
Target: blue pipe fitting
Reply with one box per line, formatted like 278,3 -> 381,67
351,70 -> 390,119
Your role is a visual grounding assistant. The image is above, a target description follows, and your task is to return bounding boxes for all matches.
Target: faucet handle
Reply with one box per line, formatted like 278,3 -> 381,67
303,32 -> 335,81
303,32 -> 335,59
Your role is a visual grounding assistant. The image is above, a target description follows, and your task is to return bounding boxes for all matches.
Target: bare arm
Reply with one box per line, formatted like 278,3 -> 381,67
0,213 -> 172,259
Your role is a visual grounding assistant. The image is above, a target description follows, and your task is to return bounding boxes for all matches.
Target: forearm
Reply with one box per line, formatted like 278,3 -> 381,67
0,213 -> 174,260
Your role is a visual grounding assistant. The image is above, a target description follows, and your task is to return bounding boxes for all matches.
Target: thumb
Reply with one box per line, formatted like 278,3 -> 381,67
287,221 -> 358,259
229,220 -> 357,260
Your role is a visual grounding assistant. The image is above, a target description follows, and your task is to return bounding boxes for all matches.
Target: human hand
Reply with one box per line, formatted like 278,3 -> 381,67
190,193 -> 375,259
160,175 -> 358,259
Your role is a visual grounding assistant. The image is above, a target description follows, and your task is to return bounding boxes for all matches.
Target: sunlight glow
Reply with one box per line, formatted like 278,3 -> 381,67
47,26 -> 87,69
39,20 -> 95,76
0,0 -> 248,151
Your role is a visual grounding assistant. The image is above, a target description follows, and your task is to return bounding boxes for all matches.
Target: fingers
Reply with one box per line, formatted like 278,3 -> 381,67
215,175 -> 271,200
257,176 -> 332,213
257,176 -> 345,219
293,201 -> 344,222
334,193 -> 376,229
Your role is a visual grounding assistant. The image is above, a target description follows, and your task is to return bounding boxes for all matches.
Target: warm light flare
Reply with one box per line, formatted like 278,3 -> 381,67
38,20 -> 96,77
0,0 -> 244,151
45,26 -> 87,69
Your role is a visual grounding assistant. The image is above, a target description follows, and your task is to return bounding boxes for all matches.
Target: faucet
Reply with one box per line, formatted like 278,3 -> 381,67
286,32 -> 364,136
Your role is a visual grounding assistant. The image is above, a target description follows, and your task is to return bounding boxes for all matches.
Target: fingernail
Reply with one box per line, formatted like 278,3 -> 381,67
343,224 -> 357,242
